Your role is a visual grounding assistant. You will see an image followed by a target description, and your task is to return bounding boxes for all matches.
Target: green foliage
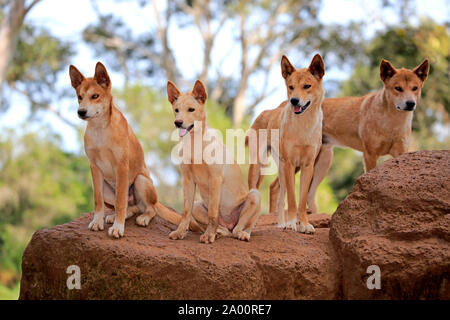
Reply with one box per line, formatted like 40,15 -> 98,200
328,149 -> 365,202
0,127 -> 92,293
0,283 -> 20,300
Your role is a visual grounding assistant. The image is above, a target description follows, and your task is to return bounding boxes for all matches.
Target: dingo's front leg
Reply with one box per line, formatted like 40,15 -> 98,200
232,189 -> 261,241
169,166 -> 195,240
88,164 -> 105,231
284,161 -> 297,231
108,161 -> 128,238
298,162 -> 315,234
200,176 -> 223,244
134,174 -> 158,227
389,141 -> 408,158
363,151 -> 379,172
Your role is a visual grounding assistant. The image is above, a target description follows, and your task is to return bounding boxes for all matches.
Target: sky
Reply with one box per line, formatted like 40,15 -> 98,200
0,0 -> 448,152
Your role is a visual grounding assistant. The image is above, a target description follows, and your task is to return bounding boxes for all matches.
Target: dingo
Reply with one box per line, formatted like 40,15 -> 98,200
247,54 -> 325,233
166,80 -> 261,243
69,62 -> 184,238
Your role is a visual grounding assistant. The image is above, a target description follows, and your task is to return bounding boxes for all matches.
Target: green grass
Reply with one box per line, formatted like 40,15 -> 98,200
0,283 -> 20,300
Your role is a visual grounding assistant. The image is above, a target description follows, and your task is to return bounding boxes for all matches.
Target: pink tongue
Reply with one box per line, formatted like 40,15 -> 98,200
293,106 -> 301,113
178,128 -> 188,137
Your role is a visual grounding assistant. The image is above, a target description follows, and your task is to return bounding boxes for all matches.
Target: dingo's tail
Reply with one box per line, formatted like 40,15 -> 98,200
155,202 -> 181,225
155,202 -> 202,232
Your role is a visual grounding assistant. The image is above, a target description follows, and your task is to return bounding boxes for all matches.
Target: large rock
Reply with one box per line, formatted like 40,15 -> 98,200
20,213 -> 338,300
19,151 -> 450,300
330,150 -> 450,299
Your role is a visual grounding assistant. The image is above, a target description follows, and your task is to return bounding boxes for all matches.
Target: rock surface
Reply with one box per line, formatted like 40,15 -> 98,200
20,213 -> 338,299
330,150 -> 450,299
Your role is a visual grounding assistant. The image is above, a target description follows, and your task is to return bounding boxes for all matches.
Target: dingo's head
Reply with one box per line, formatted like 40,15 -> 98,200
69,62 -> 112,121
281,54 -> 325,115
380,59 -> 429,112
166,80 -> 207,137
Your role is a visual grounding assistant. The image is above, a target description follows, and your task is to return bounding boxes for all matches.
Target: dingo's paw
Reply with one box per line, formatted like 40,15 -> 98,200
277,215 -> 286,229
285,218 -> 297,231
105,214 -> 115,224
217,226 -> 231,238
234,230 -> 250,242
169,229 -> 187,240
299,222 -> 315,234
88,214 -> 104,231
200,231 -> 216,244
108,222 -> 124,238
136,213 -> 152,227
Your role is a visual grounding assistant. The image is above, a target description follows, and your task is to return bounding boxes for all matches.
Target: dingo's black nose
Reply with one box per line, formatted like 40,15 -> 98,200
174,120 -> 183,128
290,98 -> 299,106
78,109 -> 87,117
405,101 -> 416,110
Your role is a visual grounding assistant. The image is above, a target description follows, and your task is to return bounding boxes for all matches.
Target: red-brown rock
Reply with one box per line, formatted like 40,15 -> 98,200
330,150 -> 450,299
20,213 -> 339,299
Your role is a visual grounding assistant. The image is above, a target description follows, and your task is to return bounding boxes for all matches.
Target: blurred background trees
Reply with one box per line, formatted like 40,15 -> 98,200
0,0 -> 448,298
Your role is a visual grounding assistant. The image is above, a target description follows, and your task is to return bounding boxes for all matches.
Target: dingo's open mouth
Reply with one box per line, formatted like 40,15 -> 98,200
293,101 -> 311,114
178,124 -> 194,137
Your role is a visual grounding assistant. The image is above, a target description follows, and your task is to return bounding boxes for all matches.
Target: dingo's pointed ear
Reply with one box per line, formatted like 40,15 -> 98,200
94,62 -> 111,89
281,55 -> 295,79
192,80 -> 207,104
308,54 -> 325,80
167,81 -> 181,104
380,59 -> 396,82
413,59 -> 429,82
69,65 -> 85,89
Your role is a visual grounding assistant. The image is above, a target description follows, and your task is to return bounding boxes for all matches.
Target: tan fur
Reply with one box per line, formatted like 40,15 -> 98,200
166,80 -> 261,243
248,54 -> 325,233
69,62 -> 189,238
263,59 -> 429,214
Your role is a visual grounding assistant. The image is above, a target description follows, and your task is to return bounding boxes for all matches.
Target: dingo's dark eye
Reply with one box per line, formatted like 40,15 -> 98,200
188,108 -> 195,112
91,94 -> 99,99
175,108 -> 179,113
412,86 -> 418,91
395,86 -> 403,92
303,84 -> 311,89
78,95 -> 82,100
289,85 -> 294,90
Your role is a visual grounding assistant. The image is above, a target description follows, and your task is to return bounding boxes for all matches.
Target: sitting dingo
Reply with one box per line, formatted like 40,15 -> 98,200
166,80 -> 261,243
69,62 -> 183,238
247,54 -> 325,233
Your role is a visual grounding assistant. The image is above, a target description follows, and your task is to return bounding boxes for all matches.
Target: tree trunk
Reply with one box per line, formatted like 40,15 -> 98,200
0,0 -> 27,106
232,84 -> 247,127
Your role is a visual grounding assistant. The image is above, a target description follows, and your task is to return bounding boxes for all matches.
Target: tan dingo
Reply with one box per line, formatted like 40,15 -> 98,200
69,62 -> 184,238
166,80 -> 261,243
247,54 -> 325,232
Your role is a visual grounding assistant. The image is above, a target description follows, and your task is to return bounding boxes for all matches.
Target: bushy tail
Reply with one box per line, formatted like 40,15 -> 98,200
155,202 -> 182,225
155,202 -> 202,232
